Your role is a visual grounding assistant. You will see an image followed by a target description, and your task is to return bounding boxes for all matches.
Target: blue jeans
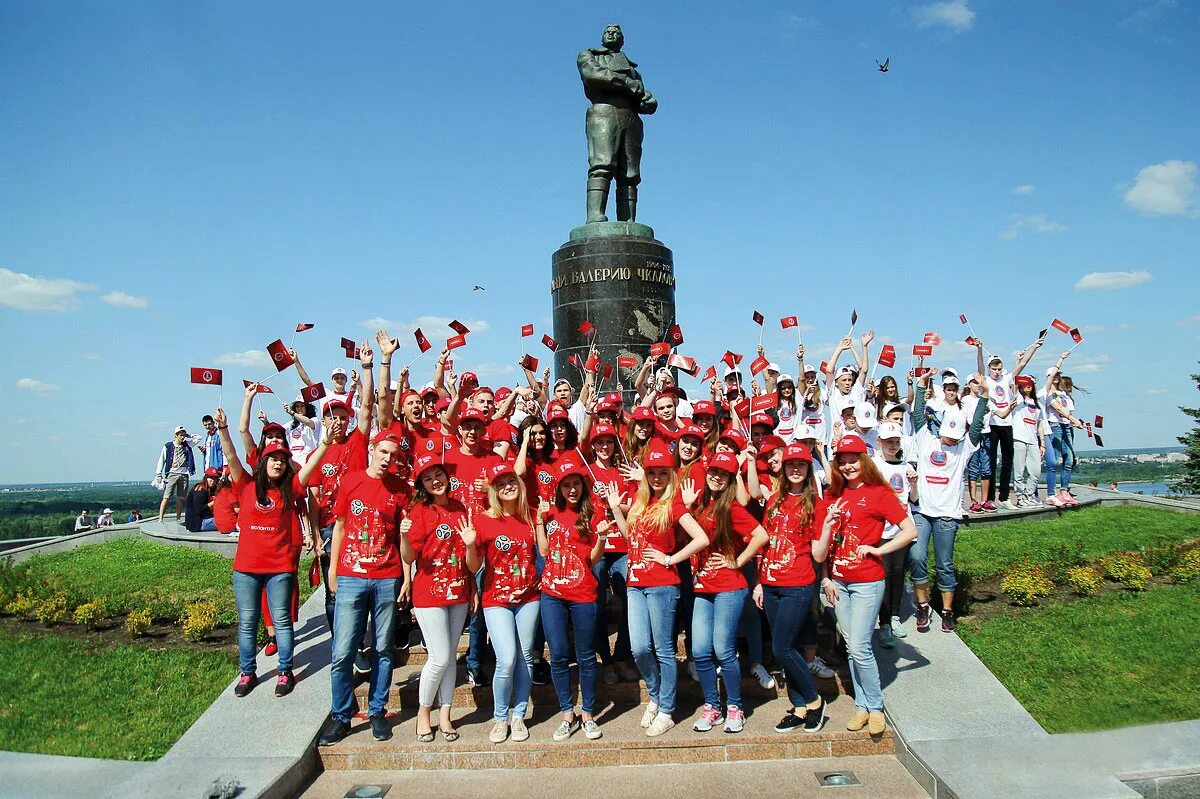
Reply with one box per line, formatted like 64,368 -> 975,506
910,512 -> 959,592
466,567 -> 489,671
691,588 -> 747,709
1045,423 -> 1075,495
318,523 -> 336,631
674,560 -> 694,659
232,570 -> 293,674
762,583 -> 820,709
483,601 -> 540,722
1060,424 -> 1076,489
832,579 -> 886,712
541,593 -> 598,714
593,553 -> 632,663
966,432 -> 992,481
627,584 -> 680,714
738,563 -> 765,664
199,517 -> 217,532
331,576 -> 397,721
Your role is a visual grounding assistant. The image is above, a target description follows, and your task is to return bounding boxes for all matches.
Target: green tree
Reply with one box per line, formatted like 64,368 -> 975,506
1172,365 -> 1200,494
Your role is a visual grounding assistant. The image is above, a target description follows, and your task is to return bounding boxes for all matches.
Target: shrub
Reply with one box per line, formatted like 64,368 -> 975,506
1165,547 -> 1200,584
4,593 -> 36,618
125,607 -> 153,636
1099,551 -> 1152,591
1141,544 -> 1180,575
34,591 -> 68,624
1065,565 -> 1104,597
72,598 -> 107,628
1047,539 -> 1087,584
181,599 -> 218,642
1000,559 -> 1055,606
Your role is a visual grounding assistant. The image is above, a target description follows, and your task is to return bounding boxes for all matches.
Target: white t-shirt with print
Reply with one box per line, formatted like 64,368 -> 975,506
986,372 -> 1017,428
913,426 -> 980,519
1011,396 -> 1042,446
872,453 -> 915,539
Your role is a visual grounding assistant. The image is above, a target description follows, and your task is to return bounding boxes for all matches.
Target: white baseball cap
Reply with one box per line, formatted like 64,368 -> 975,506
854,404 -> 878,429
767,362 -> 781,374
942,373 -> 961,387
882,402 -> 905,416
941,409 -> 967,441
777,373 -> 795,385
797,424 -> 819,441
836,366 -> 857,378
722,366 -> 742,379
102,507 -> 113,514
941,367 -> 958,378
877,421 -> 903,440
174,425 -> 187,434
332,367 -> 348,377
802,363 -> 817,374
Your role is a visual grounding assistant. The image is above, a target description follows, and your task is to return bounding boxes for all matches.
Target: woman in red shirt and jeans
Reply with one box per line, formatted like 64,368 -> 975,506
816,436 -> 917,736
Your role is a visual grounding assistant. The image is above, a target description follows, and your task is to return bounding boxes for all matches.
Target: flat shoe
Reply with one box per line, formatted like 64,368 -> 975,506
416,730 -> 435,743
846,709 -> 870,732
439,727 -> 460,742
868,711 -> 887,735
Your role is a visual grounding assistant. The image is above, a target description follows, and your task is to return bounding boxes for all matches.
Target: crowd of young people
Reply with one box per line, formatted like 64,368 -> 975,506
202,321 -> 1093,744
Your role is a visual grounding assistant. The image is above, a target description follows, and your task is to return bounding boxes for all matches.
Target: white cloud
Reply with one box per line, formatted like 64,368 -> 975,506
361,316 -> 491,337
1074,270 -> 1153,291
1123,160 -> 1198,216
16,377 -> 59,392
215,350 -> 273,369
1121,0 -> 1178,31
82,353 -> 102,361
912,1 -> 975,32
1183,315 -> 1200,325
1001,213 -> 1068,240
100,290 -> 149,309
1066,354 -> 1110,374
110,431 -> 128,438
470,363 -> 517,381
1082,324 -> 1105,333
1147,388 -> 1169,396
1013,184 -> 1036,195
0,267 -> 96,312
782,14 -> 817,39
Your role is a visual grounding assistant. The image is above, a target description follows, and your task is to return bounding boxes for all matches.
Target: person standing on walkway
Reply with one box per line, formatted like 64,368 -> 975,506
156,426 -> 196,523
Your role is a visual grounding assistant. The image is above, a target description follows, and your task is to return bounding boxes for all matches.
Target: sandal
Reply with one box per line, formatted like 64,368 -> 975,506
416,729 -> 435,743
439,727 -> 460,742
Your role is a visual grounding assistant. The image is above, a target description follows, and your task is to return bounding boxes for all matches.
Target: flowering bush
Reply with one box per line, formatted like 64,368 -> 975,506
181,599 -> 218,642
125,607 -> 153,636
72,598 -> 107,628
1065,565 -> 1103,597
1000,559 -> 1055,606
1098,551 -> 1152,591
1166,547 -> 1200,584
34,591 -> 68,624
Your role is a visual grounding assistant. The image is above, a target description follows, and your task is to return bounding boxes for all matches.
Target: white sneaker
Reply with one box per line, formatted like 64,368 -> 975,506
583,718 -> 603,740
488,720 -> 508,743
891,617 -> 908,639
645,712 -> 675,737
1001,499 -> 1019,510
750,663 -> 776,689
510,717 -> 529,742
808,657 -> 835,679
640,703 -> 659,729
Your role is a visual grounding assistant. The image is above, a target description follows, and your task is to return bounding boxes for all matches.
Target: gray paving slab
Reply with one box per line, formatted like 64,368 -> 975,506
0,752 -> 149,799
1057,720 -> 1200,780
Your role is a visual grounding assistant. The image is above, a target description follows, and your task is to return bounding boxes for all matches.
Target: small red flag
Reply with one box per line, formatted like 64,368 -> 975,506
294,322 -> 315,333
446,334 -> 467,350
602,364 -> 613,380
340,336 -> 355,350
448,320 -> 470,335
308,558 -> 321,588
667,353 -> 697,375
1086,422 -> 1093,437
849,309 -> 858,326
414,329 -> 432,353
649,342 -> 671,357
915,367 -> 932,377
722,351 -> 743,369
301,382 -> 327,402
912,344 -> 933,356
751,393 -> 779,412
579,320 -> 596,336
702,365 -> 717,381
568,353 -> 582,368
966,336 -> 978,346
190,367 -> 222,385
1069,328 -> 1083,344
346,347 -> 360,360
542,334 -> 558,352
585,352 -> 600,373
752,311 -> 765,326
819,361 -> 830,375
959,313 -> 968,325
520,354 -> 539,371
521,323 -> 534,337
617,356 -> 638,369
1051,318 -> 1071,334
780,316 -> 798,329
923,332 -> 942,346
732,397 -> 751,419
242,379 -> 273,394
667,323 -> 684,346
1094,434 -> 1104,448
1094,415 -> 1103,429
266,339 -> 295,371
877,345 -> 896,368
750,355 -> 770,376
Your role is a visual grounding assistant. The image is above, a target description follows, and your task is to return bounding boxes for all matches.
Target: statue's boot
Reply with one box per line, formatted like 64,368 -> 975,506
616,185 -> 637,222
587,177 -> 610,223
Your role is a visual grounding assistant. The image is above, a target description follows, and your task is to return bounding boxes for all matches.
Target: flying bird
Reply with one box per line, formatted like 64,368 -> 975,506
876,57 -> 890,73
473,285 -> 486,291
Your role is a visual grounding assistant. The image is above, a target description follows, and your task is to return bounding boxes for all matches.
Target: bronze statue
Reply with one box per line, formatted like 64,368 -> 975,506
578,24 -> 658,223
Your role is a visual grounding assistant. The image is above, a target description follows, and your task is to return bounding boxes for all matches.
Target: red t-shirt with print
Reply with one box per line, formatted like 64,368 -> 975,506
332,470 -> 408,580
540,507 -> 601,603
406,499 -> 471,608
689,501 -> 759,594
475,512 -> 538,607
760,493 -> 819,587
816,484 -> 907,583
587,462 -> 629,555
625,496 -> 687,587
232,475 -> 305,574
213,486 -> 239,533
307,429 -> 368,528
442,446 -> 501,512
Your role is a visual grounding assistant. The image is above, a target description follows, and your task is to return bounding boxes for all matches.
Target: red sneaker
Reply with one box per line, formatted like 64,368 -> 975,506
969,502 -> 984,513
982,501 -> 998,513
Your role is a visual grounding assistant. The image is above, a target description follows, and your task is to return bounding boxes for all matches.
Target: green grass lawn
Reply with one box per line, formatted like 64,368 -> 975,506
0,627 -> 237,759
958,582 -> 1200,733
2,536 -> 318,625
955,506 -> 1200,577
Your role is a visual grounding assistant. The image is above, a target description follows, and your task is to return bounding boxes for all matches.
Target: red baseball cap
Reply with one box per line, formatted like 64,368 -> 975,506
546,404 -> 570,423
434,397 -> 452,413
630,406 -> 655,422
260,441 -> 289,459
718,428 -> 748,451
835,435 -> 868,454
678,424 -> 705,443
458,408 -> 488,425
707,452 -> 740,475
556,460 -> 589,483
461,372 -> 478,385
495,386 -> 513,400
589,423 -> 619,442
690,400 -> 717,418
642,446 -> 674,470
782,443 -> 813,463
420,385 -> 440,398
322,399 -> 350,417
758,434 -> 787,455
1015,375 -> 1035,389
262,421 -> 286,437
371,430 -> 403,447
398,390 -> 420,406
487,462 -> 516,485
750,413 -> 774,429
204,467 -> 220,478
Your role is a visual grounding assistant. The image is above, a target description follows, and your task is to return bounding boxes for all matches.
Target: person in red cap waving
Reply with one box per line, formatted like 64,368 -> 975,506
816,434 -> 917,736
462,463 -> 540,744
535,460 -> 611,742
605,446 -> 710,738
317,430 -> 411,746
213,405 -> 330,700
683,453 -> 769,734
754,442 -> 829,733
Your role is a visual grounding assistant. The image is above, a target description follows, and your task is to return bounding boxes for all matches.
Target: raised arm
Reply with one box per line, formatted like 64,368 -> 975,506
826,337 -> 850,392
634,357 -> 654,399
213,408 -> 247,484
431,348 -> 450,397
292,349 -> 315,388
238,382 -> 259,454
856,331 -> 874,387
356,342 -> 375,437
375,329 -> 399,429
968,373 -> 989,446
1012,333 -> 1045,378
912,368 -> 931,433
974,339 -> 986,375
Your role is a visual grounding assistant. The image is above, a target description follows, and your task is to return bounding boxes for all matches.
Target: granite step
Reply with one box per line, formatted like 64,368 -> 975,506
319,690 -> 889,771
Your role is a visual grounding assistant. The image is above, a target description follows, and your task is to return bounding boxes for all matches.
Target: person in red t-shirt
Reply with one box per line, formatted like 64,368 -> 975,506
605,446 -> 709,738
535,461 -> 609,742
318,429 -> 409,747
754,443 -> 828,734
441,409 -> 501,512
624,406 -> 659,465
214,407 -> 327,700
514,414 -> 559,505
684,453 -> 768,734
690,400 -> 721,452
399,454 -> 471,743
814,436 -> 916,737
462,463 -> 540,744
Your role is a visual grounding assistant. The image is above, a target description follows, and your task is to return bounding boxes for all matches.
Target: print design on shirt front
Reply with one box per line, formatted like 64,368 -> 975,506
541,519 -> 589,592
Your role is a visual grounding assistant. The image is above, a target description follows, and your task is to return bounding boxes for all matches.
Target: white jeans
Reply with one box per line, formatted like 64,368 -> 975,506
1013,440 -> 1041,500
414,603 -> 469,708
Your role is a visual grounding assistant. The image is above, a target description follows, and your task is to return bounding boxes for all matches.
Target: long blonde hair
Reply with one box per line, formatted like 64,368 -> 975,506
485,477 -> 532,524
628,468 -> 679,532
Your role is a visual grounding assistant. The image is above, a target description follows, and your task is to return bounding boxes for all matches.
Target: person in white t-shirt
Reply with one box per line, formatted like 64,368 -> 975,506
872,422 -> 917,648
975,336 -> 1043,510
1040,354 -> 1081,507
1010,375 -> 1044,506
961,377 -> 993,513
908,370 -> 989,634
823,333 -> 872,443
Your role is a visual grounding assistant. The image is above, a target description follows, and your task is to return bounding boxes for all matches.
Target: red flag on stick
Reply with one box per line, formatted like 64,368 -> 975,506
266,340 -> 295,371
912,344 -> 933,356
301,383 -> 326,403
449,320 -> 470,335
667,353 -> 698,375
1094,415 -> 1104,428
752,311 -> 764,326
750,355 -> 770,376
1094,434 -> 1105,448
542,334 -> 558,352
923,332 -> 942,346
780,316 -> 798,329
1051,318 -> 1071,334
446,334 -> 467,350
914,367 -> 932,377
579,320 -> 595,336
819,361 -> 830,375
602,363 -> 613,381
520,354 -> 539,371
521,323 -> 534,337
295,322 -> 315,333
722,351 -> 743,369
849,309 -> 858,326
649,342 -> 671,357
666,324 -> 684,346
190,367 -> 223,385
1086,422 -> 1093,438
568,353 -> 582,368
340,336 -> 355,350
958,313 -> 968,325
966,336 -> 978,346
702,365 -> 717,381
877,345 -> 896,368
751,393 -> 779,412
242,380 -> 273,393
414,329 -> 432,353
617,356 -> 638,369
585,352 -> 600,373
1069,327 -> 1084,344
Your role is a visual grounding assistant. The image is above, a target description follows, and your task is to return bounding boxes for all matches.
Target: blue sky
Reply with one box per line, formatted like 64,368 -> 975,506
1,1 -> 1197,483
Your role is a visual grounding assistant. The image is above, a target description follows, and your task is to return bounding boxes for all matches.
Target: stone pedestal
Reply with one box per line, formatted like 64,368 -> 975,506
551,221 -> 675,397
